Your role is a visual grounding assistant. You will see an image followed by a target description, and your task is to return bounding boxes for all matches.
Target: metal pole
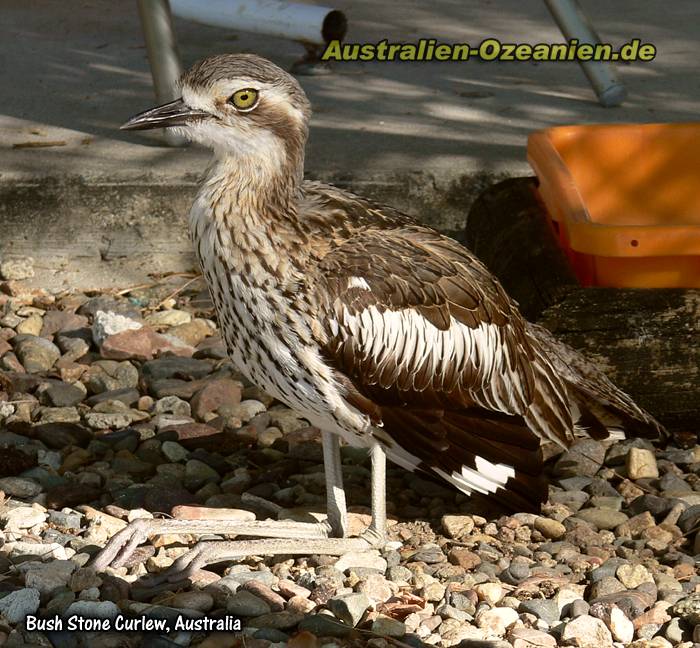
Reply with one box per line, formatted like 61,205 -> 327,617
544,0 -> 626,107
137,0 -> 186,146
170,0 -> 347,45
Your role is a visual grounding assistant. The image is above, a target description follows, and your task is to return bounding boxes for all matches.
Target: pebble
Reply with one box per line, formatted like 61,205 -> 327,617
448,547 -> 481,570
535,516 -> 567,539
0,255 -> 34,280
357,573 -> 395,603
575,507 -> 629,530
626,448 -> 659,479
14,335 -> 61,372
45,382 -> 85,407
441,514 -> 475,539
561,614 -> 614,648
475,606 -> 519,636
616,564 -> 654,588
24,560 -> 77,597
371,615 -> 406,637
171,591 -> 214,612
607,605 -> 634,643
92,310 -> 142,345
0,587 -> 41,623
226,590 -> 272,616
181,459 -> 219,490
519,599 -> 561,626
672,593 -> 700,626
161,440 -> 189,462
16,314 -> 43,336
474,582 -> 503,605
334,550 -> 387,573
553,440 -> 606,478
0,476 -> 42,498
145,309 -> 192,328
510,628 -> 557,648
64,599 -> 120,619
328,592 -> 370,626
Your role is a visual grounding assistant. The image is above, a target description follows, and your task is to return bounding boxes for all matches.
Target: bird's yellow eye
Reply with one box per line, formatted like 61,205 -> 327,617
230,88 -> 259,111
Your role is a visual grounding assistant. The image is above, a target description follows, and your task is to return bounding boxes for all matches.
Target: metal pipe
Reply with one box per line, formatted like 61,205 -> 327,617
544,0 -> 626,107
137,0 -> 186,146
170,0 -> 347,46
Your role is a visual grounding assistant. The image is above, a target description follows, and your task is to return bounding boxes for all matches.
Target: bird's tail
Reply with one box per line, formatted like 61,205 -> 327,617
527,323 -> 666,442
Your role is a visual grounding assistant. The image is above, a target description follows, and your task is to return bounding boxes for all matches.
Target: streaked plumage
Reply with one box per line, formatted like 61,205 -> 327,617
154,54 -> 665,512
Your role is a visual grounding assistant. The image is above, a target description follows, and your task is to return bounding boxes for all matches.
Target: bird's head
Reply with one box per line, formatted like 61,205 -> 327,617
123,54 -> 311,172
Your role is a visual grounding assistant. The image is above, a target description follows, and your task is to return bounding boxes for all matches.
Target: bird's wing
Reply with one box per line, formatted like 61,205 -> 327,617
307,224 -> 574,511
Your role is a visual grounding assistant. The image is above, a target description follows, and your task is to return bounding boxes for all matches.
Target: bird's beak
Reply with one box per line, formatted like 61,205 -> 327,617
120,98 -> 210,131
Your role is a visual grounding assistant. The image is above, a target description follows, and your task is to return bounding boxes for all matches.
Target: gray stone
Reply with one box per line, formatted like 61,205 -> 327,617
298,613 -> 353,638
47,510 -> 82,531
575,508 -> 628,530
677,504 -> 700,534
83,360 -> 139,393
0,587 -> 40,624
39,406 -> 81,424
371,615 -> 407,637
184,459 -> 220,490
64,600 -> 120,620
387,565 -> 413,584
589,577 -> 626,599
154,395 -> 191,417
14,335 -> 61,372
141,356 -> 214,382
553,440 -> 605,478
161,441 -> 189,463
24,560 -> 78,597
224,589 -> 264,616
45,382 -> 85,407
329,592 -> 371,627
0,476 -> 42,498
519,599 -> 561,626
570,599 -> 590,618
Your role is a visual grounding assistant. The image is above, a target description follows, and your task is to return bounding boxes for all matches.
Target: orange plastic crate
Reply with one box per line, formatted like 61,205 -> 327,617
527,123 -> 700,288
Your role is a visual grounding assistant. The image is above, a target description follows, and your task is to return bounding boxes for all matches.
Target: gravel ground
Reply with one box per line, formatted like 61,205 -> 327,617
0,267 -> 698,648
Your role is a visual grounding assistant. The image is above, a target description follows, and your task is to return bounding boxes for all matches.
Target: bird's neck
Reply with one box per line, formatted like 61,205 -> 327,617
190,149 -> 309,281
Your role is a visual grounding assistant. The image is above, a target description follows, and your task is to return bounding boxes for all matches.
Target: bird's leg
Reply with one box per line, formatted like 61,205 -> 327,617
130,442 -> 388,591
322,430 -> 348,538
363,442 -> 387,543
92,432 -> 349,573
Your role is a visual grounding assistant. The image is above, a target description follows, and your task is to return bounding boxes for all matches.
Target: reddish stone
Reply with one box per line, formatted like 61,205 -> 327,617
191,378 -> 242,420
40,311 -> 88,337
448,548 -> 482,570
159,422 -> 241,454
1,352 -> 25,373
101,328 -> 195,361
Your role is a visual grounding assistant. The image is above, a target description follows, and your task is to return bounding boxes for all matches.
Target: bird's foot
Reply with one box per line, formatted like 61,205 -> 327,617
131,532 -> 386,597
90,517 -> 331,574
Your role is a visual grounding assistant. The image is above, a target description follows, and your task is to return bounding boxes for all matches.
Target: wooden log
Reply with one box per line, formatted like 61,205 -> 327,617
539,288 -> 700,433
466,177 -> 700,433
